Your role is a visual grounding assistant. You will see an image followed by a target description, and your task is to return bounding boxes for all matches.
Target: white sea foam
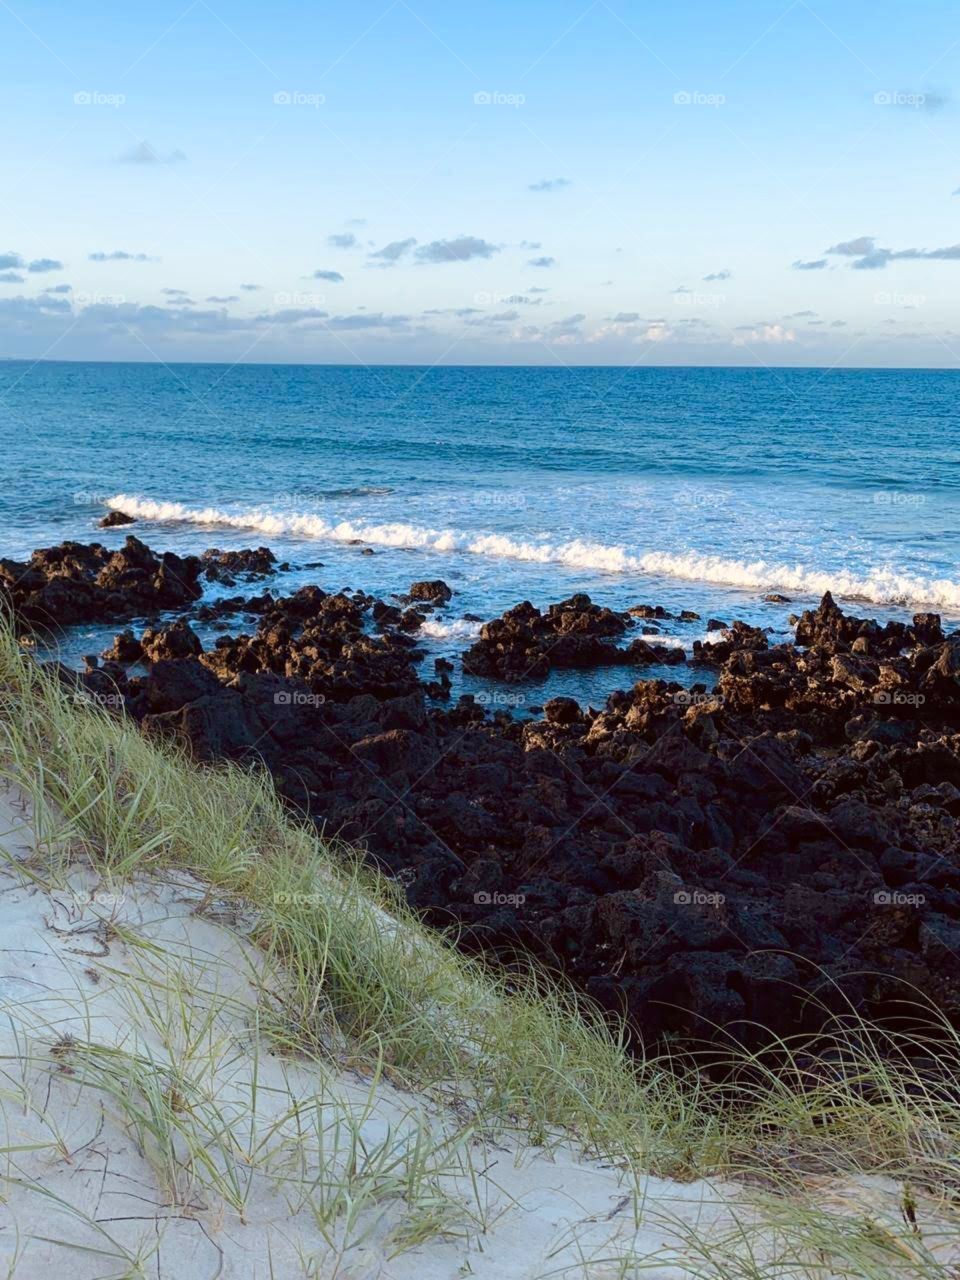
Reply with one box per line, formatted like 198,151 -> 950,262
419,618 -> 484,639
105,494 -> 960,610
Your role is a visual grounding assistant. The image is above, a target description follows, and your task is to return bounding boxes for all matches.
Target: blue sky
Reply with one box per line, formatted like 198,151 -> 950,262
2,0 -> 960,365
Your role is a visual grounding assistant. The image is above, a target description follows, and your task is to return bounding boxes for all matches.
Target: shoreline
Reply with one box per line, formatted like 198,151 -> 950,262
3,532 -> 959,1055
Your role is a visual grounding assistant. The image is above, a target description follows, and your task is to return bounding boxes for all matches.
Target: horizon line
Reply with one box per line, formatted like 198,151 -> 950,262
2,357 -> 960,373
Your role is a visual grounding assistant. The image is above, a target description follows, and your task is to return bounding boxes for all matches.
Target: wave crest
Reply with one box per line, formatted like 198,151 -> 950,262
104,494 -> 960,610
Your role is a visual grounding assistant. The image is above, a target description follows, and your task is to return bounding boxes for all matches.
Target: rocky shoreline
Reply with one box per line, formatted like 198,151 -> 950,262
3,534 -> 959,1050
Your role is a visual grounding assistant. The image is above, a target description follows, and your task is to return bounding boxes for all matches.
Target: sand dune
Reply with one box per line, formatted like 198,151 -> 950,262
0,781 -> 955,1277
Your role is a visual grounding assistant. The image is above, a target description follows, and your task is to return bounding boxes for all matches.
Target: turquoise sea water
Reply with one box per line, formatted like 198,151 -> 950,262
3,361 -> 957,702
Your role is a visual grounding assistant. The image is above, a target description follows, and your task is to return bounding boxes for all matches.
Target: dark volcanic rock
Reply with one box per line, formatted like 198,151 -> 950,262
201,547 -> 277,581
409,580 -> 453,604
1,536 -> 202,627
101,629 -> 144,664
99,511 -> 136,528
141,619 -> 203,662
196,584 -> 423,702
464,595 -> 684,681
692,620 -> 769,666
51,583 -> 960,1053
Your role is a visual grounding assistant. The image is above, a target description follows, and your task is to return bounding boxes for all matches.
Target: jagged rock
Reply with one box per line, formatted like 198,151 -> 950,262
464,595 -> 684,681
141,619 -> 203,662
409,580 -> 453,603
0,536 -> 202,627
201,547 -> 277,581
101,629 -> 144,664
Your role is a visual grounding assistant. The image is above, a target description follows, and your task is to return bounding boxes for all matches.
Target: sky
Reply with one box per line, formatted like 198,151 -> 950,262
2,0 -> 960,366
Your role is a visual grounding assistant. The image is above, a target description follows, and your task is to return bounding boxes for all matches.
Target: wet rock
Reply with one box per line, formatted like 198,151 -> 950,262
99,511 -> 136,528
141,619 -> 203,662
544,696 -> 581,725
409,580 -> 452,603
0,536 -> 202,627
628,604 -> 674,619
464,595 -> 647,680
101,629 -> 144,664
201,547 -> 277,581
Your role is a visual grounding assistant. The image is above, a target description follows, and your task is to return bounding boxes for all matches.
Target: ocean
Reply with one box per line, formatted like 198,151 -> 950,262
3,360 -> 958,704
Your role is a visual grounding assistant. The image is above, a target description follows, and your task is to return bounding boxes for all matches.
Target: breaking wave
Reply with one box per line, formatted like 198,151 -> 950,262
104,495 -> 960,610
418,618 -> 484,639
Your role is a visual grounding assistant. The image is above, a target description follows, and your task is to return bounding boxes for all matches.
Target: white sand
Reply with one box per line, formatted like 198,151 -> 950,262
0,784 -> 952,1279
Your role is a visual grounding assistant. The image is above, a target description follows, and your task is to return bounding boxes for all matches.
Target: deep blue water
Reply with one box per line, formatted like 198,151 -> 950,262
2,361 -> 958,704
